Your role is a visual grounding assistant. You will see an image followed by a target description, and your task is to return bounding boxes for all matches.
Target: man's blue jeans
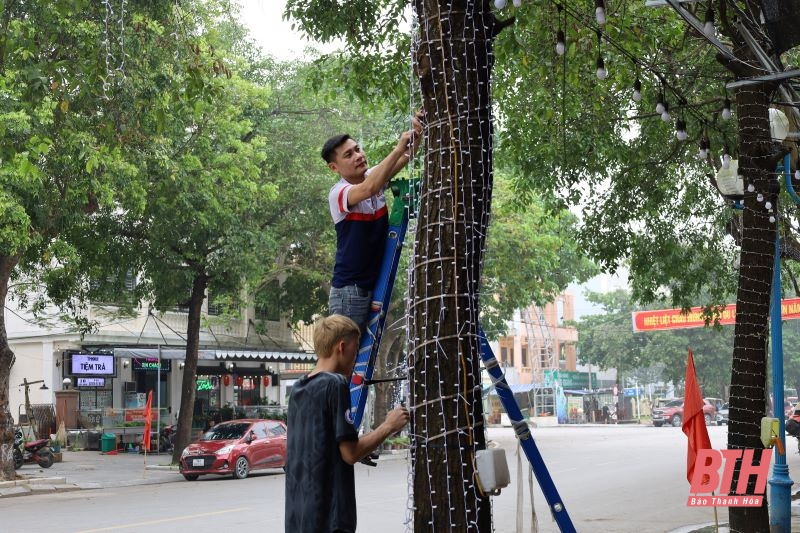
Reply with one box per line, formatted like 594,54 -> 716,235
329,285 -> 371,330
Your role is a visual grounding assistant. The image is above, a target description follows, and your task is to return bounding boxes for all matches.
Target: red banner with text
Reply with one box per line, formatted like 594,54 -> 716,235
632,297 -> 800,332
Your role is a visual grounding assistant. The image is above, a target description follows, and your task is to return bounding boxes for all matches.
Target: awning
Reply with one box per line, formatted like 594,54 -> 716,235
113,347 -> 216,360
215,350 -> 316,363
113,347 -> 316,363
563,389 -> 592,395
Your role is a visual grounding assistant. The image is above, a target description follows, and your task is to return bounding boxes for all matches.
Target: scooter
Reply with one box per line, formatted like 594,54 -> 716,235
13,427 -> 55,469
157,424 -> 176,453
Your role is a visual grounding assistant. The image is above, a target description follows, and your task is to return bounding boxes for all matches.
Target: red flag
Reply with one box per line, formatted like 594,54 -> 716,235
142,390 -> 153,452
682,349 -> 712,484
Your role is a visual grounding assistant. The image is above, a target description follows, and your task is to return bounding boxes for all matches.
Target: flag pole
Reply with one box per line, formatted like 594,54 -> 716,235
711,491 -> 718,532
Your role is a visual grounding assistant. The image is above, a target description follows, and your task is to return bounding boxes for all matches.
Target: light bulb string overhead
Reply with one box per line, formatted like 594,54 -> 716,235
547,0 -> 739,139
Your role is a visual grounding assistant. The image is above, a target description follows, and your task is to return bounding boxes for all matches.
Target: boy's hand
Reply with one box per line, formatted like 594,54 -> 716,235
385,405 -> 410,433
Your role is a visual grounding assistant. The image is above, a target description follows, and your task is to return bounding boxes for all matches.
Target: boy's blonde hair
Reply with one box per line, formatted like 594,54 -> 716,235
313,315 -> 360,358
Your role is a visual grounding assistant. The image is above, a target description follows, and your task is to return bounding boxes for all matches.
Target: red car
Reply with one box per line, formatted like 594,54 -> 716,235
652,398 -> 716,427
179,419 -> 287,480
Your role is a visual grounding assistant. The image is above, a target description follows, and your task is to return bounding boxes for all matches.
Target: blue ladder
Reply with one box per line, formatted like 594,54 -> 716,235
348,180 -> 415,428
479,329 -> 576,533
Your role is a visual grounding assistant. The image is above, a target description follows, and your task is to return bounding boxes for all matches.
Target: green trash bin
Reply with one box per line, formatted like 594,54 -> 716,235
100,433 -> 116,453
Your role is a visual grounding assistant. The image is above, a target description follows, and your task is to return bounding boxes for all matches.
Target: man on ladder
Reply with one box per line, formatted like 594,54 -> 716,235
322,113 -> 423,329
322,113 -> 423,465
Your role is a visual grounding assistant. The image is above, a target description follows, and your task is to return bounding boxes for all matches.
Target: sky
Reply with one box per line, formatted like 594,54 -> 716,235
236,0 -> 338,60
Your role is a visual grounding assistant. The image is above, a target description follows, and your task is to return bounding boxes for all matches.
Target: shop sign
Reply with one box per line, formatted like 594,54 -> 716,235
544,370 -> 597,390
197,379 -> 214,391
132,357 -> 172,372
71,354 -> 115,376
124,408 -> 150,423
77,378 -> 106,387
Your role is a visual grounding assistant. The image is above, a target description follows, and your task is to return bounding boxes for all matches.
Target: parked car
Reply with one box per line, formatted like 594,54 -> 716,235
716,403 -> 729,426
652,398 -> 716,427
179,419 -> 287,481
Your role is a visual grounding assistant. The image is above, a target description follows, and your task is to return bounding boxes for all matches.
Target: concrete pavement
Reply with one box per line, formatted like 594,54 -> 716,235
4,435 -> 800,532
0,449 -> 182,498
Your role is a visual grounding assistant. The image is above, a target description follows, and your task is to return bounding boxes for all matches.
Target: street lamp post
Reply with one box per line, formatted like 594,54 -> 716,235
768,154 -> 797,532
18,378 -> 48,431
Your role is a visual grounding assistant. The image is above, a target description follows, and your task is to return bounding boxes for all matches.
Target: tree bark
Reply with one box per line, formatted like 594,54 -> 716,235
726,58 -> 775,533
410,1 -> 497,530
170,272 -> 208,464
0,254 -> 21,481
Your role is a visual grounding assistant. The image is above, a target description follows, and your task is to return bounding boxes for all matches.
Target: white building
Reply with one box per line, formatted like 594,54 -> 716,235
6,295 -> 315,436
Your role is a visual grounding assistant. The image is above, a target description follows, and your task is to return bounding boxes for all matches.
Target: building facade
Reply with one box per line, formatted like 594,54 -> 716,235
6,296 -> 316,434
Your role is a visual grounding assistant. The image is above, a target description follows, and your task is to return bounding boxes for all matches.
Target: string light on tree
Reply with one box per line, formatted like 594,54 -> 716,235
722,97 -> 732,120
632,77 -> 642,102
595,0 -> 606,25
722,145 -> 731,169
596,54 -> 607,79
494,0 -> 506,9
703,6 -> 715,38
513,0 -> 522,6
661,101 -> 671,122
698,138 -> 709,160
656,92 -> 665,114
556,30 -> 566,55
595,31 -> 606,79
675,119 -> 687,140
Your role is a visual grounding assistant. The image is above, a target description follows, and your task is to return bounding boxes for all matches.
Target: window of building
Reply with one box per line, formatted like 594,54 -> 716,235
521,346 -> 528,367
500,347 -> 508,365
540,347 -> 550,368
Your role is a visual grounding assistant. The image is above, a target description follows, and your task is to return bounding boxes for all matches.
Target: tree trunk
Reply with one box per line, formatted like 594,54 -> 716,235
726,75 -> 775,532
410,1 -> 498,529
170,273 -> 208,464
0,255 -> 21,481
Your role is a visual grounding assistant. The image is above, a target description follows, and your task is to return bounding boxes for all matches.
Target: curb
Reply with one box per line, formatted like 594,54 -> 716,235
0,477 -> 83,498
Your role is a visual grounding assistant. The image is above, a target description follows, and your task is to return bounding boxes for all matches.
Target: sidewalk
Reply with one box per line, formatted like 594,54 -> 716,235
0,449 -> 182,498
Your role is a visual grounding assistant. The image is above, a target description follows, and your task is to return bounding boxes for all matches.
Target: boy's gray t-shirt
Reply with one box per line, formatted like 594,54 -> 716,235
285,371 -> 359,532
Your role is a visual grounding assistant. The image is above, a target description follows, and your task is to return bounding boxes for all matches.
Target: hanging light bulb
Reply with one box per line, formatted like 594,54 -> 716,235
655,93 -> 665,114
722,152 -> 731,170
494,0 -> 507,8
675,119 -> 687,140
795,168 -> 800,180
747,183 -> 755,193
722,97 -> 732,120
632,78 -> 642,102
556,30 -> 566,56
661,101 -> 671,122
703,6 -> 715,38
596,54 -> 607,80
756,193 -> 764,202
698,138 -> 709,160
595,0 -> 606,25
513,0 -> 522,6
765,201 -> 773,210
770,215 -> 776,223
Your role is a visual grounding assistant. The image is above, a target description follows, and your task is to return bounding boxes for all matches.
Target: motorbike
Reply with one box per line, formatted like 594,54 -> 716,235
152,424 -> 175,453
13,427 -> 55,469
